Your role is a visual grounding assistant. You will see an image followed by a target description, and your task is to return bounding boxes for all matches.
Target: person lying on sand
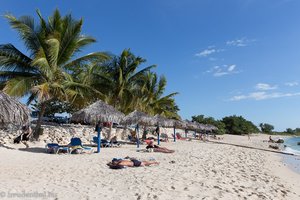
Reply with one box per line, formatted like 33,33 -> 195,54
146,141 -> 175,153
107,157 -> 159,169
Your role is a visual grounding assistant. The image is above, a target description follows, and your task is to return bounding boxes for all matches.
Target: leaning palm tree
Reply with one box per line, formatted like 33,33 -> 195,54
0,9 -> 109,139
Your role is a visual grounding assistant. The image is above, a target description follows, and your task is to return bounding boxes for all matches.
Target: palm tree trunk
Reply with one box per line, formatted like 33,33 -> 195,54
33,103 -> 46,140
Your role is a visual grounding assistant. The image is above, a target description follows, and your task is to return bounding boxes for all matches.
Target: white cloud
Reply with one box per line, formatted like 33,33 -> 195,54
255,83 -> 278,91
207,64 -> 239,77
195,49 -> 216,57
228,65 -> 236,72
230,91 -> 300,101
195,47 -> 223,57
285,82 -> 299,87
226,37 -> 255,47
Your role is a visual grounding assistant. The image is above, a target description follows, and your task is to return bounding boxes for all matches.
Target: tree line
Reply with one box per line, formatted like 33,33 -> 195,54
192,115 -> 300,135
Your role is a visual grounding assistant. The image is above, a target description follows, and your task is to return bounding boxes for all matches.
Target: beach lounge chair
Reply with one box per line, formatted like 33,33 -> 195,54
175,133 -> 188,140
45,143 -> 69,154
69,137 -> 94,154
92,137 -> 112,147
160,133 -> 169,142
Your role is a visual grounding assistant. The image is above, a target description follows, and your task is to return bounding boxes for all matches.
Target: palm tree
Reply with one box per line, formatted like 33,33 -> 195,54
102,49 -> 156,113
0,9 -> 109,139
138,72 -> 180,119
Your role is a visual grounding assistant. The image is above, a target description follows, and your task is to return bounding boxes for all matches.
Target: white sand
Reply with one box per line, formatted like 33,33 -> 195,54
1,134 -> 300,200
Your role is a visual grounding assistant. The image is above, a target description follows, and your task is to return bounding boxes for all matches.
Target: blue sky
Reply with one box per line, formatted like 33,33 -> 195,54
1,0 -> 300,131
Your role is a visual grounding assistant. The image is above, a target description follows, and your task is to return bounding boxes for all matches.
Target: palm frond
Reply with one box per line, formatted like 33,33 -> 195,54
5,14 -> 41,56
63,52 -> 110,69
0,44 -> 34,71
3,77 -> 35,97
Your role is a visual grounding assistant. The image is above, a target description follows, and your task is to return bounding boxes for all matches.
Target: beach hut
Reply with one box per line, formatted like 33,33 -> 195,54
0,92 -> 30,130
70,100 -> 125,153
121,110 -> 154,148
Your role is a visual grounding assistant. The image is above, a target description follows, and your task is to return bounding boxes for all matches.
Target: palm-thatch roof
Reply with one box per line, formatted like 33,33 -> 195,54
172,119 -> 188,129
0,92 -> 30,129
70,100 -> 125,124
152,114 -> 175,127
204,124 -> 218,131
121,110 -> 154,126
185,120 -> 208,130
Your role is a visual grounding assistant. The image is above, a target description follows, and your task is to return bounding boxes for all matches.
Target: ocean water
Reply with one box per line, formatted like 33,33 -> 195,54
282,137 -> 300,174
283,137 -> 300,155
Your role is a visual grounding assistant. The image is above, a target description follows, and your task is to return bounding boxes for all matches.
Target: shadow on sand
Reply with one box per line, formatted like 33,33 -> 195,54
18,147 -> 46,154
0,144 -> 16,150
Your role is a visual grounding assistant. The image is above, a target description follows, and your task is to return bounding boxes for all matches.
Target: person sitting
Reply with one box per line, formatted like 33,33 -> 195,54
146,141 -> 175,153
198,134 -> 204,141
13,124 -> 32,148
142,130 -> 148,140
268,136 -> 274,143
160,133 -> 169,142
107,157 -> 159,169
110,136 -> 121,147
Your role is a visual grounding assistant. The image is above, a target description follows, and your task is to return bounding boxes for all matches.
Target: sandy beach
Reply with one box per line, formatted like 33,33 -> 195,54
0,133 -> 300,200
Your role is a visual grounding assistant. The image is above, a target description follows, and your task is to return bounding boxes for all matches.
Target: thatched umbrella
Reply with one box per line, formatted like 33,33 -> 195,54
71,100 -> 125,153
71,100 -> 125,124
0,92 -> 30,130
173,120 -> 188,129
167,119 -> 188,142
152,114 -> 175,145
185,120 -> 198,130
205,124 -> 218,132
121,110 -> 154,148
121,110 -> 154,126
185,120 -> 205,138
152,114 -> 174,127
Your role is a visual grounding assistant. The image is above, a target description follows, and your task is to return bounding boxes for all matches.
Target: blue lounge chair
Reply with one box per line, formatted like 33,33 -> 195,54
45,143 -> 69,154
69,138 -> 94,154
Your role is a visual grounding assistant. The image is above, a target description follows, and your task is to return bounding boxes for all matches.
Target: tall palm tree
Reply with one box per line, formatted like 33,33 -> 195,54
0,9 -> 109,139
138,72 -> 180,119
102,49 -> 156,113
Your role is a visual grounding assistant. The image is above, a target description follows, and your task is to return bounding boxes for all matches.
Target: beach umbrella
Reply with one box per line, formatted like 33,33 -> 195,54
170,119 -> 188,142
121,110 -> 154,126
205,124 -> 218,132
152,114 -> 175,145
185,120 -> 203,137
71,100 -> 125,153
173,119 -> 188,129
152,114 -> 174,127
121,110 -> 154,148
0,92 -> 30,130
71,100 -> 125,124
